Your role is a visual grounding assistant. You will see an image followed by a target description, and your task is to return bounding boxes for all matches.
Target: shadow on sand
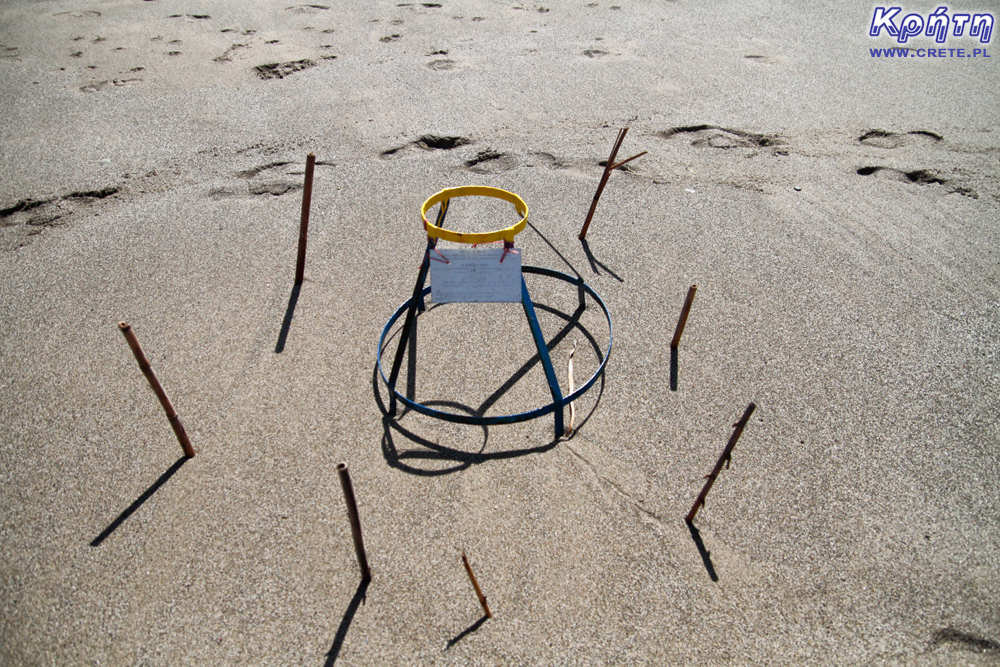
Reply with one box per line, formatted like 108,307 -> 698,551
323,578 -> 370,666
445,614 -> 489,650
274,282 -> 302,353
373,301 -> 607,476
686,520 -> 719,582
90,456 -> 188,546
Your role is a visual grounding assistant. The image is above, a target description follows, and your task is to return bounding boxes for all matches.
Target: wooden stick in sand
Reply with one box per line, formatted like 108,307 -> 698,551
338,463 -> 372,581
566,339 -> 577,436
118,322 -> 195,458
579,128 -> 646,240
294,152 -> 316,285
685,403 -> 756,524
461,551 -> 492,618
671,285 -> 698,349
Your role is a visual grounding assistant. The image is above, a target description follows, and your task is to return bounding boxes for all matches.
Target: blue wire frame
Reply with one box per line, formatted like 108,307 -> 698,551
377,265 -> 613,435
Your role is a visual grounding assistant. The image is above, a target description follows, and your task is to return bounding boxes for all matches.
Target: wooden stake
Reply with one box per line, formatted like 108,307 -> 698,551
295,152 -> 316,285
685,403 -> 756,523
671,285 -> 698,348
118,322 -> 195,458
461,551 -> 492,618
579,129 -> 645,240
579,129 -> 625,240
338,463 -> 371,581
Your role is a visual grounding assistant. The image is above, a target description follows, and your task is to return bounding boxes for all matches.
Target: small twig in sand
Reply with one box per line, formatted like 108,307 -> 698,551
118,322 -> 194,458
566,339 -> 577,436
685,403 -> 756,523
461,551 -> 492,618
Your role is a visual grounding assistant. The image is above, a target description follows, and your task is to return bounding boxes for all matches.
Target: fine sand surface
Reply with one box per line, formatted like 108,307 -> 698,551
1,1 -> 998,665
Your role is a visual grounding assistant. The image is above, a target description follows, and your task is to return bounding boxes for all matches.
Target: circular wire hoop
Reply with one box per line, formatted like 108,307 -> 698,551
377,266 -> 613,426
421,186 -> 528,244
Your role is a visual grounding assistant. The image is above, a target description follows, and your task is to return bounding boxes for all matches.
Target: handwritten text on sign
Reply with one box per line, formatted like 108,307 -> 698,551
429,247 -> 522,303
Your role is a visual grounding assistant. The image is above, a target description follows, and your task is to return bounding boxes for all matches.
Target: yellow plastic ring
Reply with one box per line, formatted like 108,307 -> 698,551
421,186 -> 528,244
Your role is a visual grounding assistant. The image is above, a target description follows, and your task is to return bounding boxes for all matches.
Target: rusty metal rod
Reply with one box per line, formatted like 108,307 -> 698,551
295,152 -> 316,285
461,551 -> 492,618
685,403 -> 756,523
671,285 -> 698,348
118,322 -> 195,458
579,128 -> 628,240
338,463 -> 371,581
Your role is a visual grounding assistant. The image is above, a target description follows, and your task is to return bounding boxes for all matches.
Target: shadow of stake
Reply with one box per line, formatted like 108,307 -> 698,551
274,283 -> 302,353
670,346 -> 678,391
526,220 -> 581,278
580,238 -> 623,282
324,578 -> 370,666
686,520 -> 719,582
445,614 -> 488,650
90,456 -> 188,546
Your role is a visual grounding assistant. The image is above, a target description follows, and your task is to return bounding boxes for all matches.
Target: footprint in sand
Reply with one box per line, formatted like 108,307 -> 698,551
528,152 -> 572,170
465,149 -> 517,174
254,59 -> 317,79
380,135 -> 472,159
213,43 -> 249,62
858,129 -> 943,149
233,161 -> 323,196
0,186 -> 119,251
80,78 -> 142,91
661,124 -> 784,152
286,4 -> 330,13
855,165 -> 976,197
54,11 -> 101,18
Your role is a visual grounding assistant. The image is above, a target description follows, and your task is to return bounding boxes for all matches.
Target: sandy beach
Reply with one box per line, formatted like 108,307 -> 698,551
1,1 -> 998,665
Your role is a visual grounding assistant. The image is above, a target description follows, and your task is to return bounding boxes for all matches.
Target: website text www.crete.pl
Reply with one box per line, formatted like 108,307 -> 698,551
870,46 -> 991,57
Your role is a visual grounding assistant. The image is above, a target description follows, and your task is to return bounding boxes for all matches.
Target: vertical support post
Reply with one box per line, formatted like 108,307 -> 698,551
118,322 -> 195,458
295,152 -> 316,285
686,403 -> 756,523
461,551 -> 492,618
521,277 -> 565,437
338,463 -> 371,581
671,285 -> 697,349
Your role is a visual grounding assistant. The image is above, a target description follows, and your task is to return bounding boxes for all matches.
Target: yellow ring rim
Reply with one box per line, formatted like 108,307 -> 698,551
421,186 -> 528,244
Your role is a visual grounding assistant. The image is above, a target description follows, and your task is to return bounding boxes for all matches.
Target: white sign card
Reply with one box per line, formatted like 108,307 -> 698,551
429,247 -> 522,303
